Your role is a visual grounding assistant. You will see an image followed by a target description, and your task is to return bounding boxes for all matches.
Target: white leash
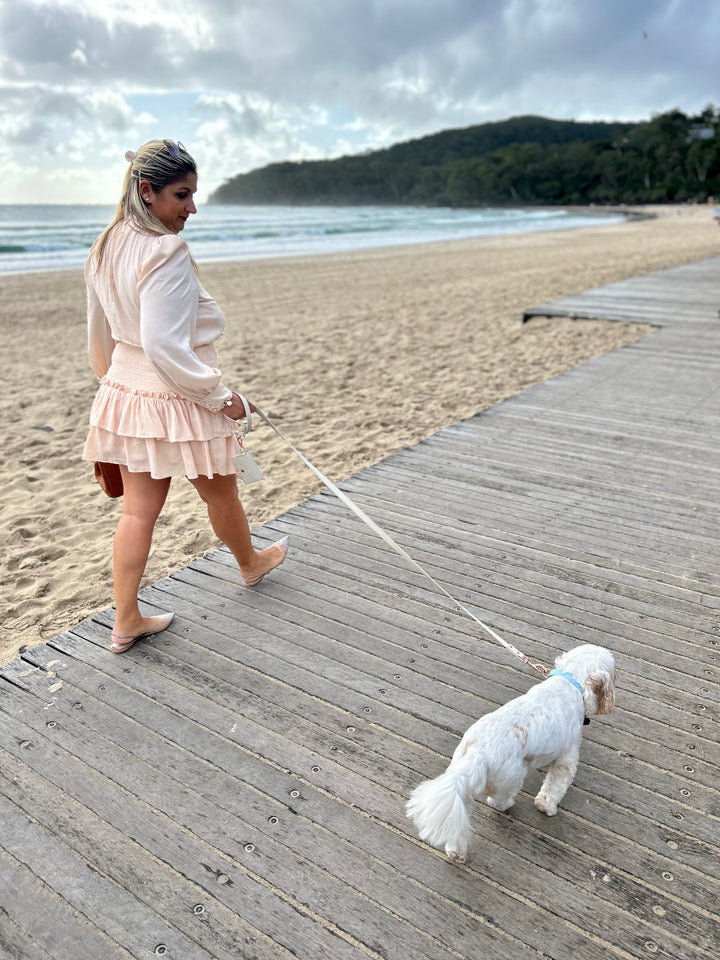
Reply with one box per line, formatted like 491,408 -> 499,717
240,398 -> 547,678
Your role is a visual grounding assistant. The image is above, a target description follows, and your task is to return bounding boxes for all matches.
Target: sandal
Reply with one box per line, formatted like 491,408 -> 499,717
241,537 -> 290,587
110,612 -> 175,654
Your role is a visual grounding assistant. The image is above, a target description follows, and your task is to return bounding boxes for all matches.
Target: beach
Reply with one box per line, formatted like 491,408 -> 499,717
1,204 -> 718,665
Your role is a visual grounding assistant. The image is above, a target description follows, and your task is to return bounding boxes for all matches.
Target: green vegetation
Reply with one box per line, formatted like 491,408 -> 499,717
209,109 -> 720,207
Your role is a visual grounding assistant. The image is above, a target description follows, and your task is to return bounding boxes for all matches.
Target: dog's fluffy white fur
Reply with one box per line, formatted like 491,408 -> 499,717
406,644 -> 615,863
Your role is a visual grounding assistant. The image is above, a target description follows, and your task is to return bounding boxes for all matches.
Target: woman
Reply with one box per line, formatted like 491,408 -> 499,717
83,139 -> 288,654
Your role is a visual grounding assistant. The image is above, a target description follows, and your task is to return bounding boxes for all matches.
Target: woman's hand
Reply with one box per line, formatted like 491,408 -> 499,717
224,392 -> 256,420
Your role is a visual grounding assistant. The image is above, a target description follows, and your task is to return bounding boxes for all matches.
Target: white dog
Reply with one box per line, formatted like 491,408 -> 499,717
406,644 -> 615,863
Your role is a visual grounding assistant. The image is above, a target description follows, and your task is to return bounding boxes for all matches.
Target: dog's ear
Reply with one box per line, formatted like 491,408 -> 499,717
585,673 -> 615,715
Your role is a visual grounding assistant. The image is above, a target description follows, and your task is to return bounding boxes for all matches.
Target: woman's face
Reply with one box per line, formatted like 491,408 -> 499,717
142,173 -> 198,233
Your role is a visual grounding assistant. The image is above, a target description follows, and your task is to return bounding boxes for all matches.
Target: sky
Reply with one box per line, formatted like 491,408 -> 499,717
1,0 -> 719,205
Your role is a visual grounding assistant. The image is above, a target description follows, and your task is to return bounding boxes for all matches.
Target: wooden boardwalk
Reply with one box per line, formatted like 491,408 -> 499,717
2,256 -> 720,960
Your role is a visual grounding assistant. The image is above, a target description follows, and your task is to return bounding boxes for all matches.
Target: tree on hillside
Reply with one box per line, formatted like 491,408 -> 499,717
210,109 -> 720,207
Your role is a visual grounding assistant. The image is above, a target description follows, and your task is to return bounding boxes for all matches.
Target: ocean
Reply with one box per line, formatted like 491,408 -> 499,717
0,203 -> 626,276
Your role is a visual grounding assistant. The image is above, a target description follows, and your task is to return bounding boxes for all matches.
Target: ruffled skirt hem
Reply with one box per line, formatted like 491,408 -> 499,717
83,341 -> 240,479
83,428 -> 239,480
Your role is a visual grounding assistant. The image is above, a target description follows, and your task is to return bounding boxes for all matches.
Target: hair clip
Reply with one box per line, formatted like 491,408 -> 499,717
163,139 -> 186,159
125,150 -> 138,163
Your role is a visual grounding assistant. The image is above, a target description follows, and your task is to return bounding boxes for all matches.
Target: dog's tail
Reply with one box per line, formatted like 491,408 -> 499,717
405,754 -> 485,853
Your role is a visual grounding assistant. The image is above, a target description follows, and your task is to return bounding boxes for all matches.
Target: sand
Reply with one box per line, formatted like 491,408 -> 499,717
1,204 -> 718,665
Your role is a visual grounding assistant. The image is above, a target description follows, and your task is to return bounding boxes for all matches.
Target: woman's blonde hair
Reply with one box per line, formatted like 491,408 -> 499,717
94,139 -> 197,264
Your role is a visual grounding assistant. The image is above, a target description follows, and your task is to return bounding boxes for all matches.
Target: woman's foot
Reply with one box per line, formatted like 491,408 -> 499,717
241,537 -> 289,587
110,612 -> 175,654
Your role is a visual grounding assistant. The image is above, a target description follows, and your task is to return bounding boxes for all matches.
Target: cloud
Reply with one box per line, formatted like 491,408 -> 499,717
191,93 -> 331,189
0,84 -> 152,152
0,0 -> 203,87
1,0 -> 720,202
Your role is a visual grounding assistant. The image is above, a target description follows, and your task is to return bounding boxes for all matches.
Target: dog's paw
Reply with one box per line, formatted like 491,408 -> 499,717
534,794 -> 558,816
445,845 -> 466,865
486,796 -> 514,813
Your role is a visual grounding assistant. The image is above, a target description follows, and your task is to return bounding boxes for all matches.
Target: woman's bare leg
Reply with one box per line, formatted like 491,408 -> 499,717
112,467 -> 171,637
189,473 -> 287,582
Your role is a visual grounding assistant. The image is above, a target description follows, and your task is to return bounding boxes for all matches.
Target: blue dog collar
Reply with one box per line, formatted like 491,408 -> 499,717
548,669 -> 584,695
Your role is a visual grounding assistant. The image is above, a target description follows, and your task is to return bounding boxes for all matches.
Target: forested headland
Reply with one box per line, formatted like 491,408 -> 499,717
209,108 -> 720,207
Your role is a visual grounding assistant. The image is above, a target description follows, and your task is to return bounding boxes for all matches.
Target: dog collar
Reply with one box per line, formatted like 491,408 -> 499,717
548,669 -> 584,695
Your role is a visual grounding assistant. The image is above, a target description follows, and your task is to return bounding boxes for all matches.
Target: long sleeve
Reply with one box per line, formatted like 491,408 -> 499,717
137,235 -> 232,411
86,263 -> 116,379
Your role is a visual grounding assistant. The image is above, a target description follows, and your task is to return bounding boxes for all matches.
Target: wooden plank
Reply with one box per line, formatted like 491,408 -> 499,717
354,434 -> 720,521
194,510 -> 717,694
0,755 -> 297,960
0,659 -> 543,960
263,535 -> 720,727
3,251 -> 720,960
193,545 -> 719,740
63,574 -> 720,855
482,401 -> 720,453
0,708 -> 377,960
0,791 -> 220,960
363,448 -> 720,542
0,866 -> 57,960
428,419 -> 720,481
20,626 -> 717,845
287,493 -> 720,602
0,845 -> 130,960
12,647 -> 711,919
363,462 -> 720,545
428,433 -> 720,488
80,578 -> 719,811
522,256 -> 720,325
172,564 -> 720,827
8,643 -> 719,960
308,485 -> 720,632
280,503 -> 720,635
322,475 -> 720,591
183,530 -> 718,702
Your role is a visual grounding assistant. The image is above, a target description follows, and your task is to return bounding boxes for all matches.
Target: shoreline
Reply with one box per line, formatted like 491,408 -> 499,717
1,203 -> 718,665
0,202 -> 631,279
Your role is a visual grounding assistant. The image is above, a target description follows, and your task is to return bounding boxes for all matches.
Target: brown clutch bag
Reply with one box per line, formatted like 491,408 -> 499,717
94,462 -> 124,498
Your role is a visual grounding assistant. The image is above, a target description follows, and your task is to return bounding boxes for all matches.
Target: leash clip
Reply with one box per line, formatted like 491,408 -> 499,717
528,660 -> 549,677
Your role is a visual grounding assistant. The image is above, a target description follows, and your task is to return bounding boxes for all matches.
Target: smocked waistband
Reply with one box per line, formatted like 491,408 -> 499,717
106,340 -> 218,395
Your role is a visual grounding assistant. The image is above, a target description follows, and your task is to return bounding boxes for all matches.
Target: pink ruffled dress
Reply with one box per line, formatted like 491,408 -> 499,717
83,219 -> 240,479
